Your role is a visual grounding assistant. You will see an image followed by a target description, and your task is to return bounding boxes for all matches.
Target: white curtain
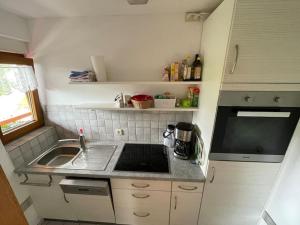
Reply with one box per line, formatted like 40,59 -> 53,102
0,65 -> 38,93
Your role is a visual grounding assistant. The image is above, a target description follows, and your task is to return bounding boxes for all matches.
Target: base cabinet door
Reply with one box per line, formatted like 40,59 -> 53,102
170,191 -> 202,225
27,175 -> 75,220
198,161 -> 281,225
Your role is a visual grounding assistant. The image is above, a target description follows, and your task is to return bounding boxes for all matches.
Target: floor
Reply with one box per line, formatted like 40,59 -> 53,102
42,220 -> 115,225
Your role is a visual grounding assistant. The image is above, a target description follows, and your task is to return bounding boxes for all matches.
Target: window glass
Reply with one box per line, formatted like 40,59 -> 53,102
0,65 -> 34,133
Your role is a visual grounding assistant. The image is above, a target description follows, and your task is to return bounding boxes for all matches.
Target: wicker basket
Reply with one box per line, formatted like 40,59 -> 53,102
131,99 -> 154,109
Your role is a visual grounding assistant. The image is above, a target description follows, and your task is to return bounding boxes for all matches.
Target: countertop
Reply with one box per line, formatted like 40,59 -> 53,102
15,141 -> 206,182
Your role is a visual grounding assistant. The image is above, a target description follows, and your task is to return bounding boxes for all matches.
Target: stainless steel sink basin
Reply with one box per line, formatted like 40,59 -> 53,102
36,146 -> 80,167
28,142 -> 117,171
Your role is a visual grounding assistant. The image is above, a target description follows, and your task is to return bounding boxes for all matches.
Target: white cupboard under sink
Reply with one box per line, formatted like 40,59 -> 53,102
25,175 -> 76,220
24,175 -> 115,223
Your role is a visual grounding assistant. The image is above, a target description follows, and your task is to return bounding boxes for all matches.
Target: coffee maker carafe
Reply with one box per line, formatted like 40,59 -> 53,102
174,122 -> 194,160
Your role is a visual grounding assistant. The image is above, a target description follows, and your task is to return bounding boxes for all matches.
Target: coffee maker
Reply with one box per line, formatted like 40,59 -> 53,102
174,122 -> 194,160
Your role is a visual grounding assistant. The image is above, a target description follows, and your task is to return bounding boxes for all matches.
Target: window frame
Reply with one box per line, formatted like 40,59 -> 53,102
0,51 -> 44,144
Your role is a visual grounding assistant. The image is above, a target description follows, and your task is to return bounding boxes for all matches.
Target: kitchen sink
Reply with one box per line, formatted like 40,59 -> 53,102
36,146 -> 80,167
28,142 -> 117,171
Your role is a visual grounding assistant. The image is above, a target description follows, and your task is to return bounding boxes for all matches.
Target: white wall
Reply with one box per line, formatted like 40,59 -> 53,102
0,36 -> 27,53
0,8 -> 30,42
0,8 -> 29,54
0,141 -> 40,225
28,14 -> 202,105
262,120 -> 300,225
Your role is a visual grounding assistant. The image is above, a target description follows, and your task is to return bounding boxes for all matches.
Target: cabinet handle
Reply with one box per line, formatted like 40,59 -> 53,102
174,196 -> 177,210
133,212 -> 150,217
63,193 -> 69,203
230,44 -> 239,74
131,183 -> 150,188
20,174 -> 53,187
178,185 -> 198,191
210,166 -> 216,183
132,193 -> 150,199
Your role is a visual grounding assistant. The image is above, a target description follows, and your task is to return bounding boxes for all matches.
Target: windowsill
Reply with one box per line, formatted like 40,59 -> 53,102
4,126 -> 54,152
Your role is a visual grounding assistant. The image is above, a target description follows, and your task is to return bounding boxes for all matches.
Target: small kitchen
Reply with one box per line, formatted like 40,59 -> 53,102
0,1 -> 300,225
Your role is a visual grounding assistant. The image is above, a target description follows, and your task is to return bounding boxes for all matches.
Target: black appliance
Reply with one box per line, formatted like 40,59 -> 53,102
210,91 -> 300,162
114,143 -> 169,173
174,122 -> 194,160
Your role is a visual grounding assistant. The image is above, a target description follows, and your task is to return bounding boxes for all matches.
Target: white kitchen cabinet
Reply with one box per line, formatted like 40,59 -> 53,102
26,175 -> 76,220
223,0 -> 300,84
111,178 -> 171,225
198,161 -> 281,225
169,182 -> 203,225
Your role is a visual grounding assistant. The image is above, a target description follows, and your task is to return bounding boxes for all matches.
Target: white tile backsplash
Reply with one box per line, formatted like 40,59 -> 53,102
5,127 -> 58,169
44,105 -> 193,144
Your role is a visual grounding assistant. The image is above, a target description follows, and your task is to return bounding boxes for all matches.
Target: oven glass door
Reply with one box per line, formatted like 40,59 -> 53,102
210,107 -> 300,162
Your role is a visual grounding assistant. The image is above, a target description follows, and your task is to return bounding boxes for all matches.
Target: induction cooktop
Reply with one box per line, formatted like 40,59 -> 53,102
114,143 -> 169,173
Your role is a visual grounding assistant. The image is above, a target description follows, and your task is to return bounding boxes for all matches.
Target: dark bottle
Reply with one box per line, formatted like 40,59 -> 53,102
191,54 -> 202,81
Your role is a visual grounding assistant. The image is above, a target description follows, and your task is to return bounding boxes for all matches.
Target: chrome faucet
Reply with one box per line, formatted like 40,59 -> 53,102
79,128 -> 87,152
57,129 -> 87,152
57,138 -> 87,152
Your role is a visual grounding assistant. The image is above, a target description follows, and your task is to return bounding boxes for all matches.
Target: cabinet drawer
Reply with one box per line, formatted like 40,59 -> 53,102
111,178 -> 171,191
172,181 -> 204,193
115,206 -> 169,225
112,189 -> 171,209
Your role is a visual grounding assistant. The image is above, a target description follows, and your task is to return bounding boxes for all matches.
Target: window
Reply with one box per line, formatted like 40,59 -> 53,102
0,52 -> 44,144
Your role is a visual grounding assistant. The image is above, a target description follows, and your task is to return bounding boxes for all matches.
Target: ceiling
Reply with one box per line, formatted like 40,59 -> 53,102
0,0 -> 223,18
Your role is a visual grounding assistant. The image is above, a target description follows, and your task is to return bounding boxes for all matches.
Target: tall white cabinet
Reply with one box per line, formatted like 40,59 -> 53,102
195,0 -> 299,224
198,161 -> 281,225
223,0 -> 300,84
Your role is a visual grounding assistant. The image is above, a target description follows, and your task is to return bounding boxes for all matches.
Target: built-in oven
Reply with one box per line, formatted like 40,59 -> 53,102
210,91 -> 300,162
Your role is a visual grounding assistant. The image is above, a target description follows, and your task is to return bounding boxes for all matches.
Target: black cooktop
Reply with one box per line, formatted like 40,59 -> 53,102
114,143 -> 169,173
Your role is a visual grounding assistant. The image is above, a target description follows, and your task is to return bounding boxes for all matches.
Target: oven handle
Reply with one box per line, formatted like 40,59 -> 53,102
237,111 -> 291,118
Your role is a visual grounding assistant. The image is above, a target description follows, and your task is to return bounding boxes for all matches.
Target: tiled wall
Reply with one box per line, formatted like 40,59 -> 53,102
45,105 -> 194,144
5,127 -> 58,169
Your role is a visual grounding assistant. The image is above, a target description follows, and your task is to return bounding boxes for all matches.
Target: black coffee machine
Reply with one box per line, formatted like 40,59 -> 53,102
174,122 -> 194,160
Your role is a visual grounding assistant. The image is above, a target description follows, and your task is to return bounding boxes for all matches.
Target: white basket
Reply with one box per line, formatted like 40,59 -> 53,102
154,99 -> 176,108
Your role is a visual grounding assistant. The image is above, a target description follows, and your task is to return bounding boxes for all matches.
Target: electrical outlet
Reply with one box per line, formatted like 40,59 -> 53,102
116,128 -> 124,136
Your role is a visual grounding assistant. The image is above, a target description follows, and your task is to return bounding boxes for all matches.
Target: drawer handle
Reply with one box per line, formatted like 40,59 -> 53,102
133,212 -> 150,217
131,183 -> 150,188
178,185 -> 198,191
132,193 -> 150,199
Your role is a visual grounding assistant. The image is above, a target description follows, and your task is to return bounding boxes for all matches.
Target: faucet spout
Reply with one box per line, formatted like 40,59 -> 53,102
79,128 -> 87,152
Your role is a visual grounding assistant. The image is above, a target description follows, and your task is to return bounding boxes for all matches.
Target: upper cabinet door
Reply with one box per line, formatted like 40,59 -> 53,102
223,0 -> 300,83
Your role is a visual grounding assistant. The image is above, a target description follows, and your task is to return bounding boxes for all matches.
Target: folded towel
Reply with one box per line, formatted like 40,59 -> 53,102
69,71 -> 96,82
